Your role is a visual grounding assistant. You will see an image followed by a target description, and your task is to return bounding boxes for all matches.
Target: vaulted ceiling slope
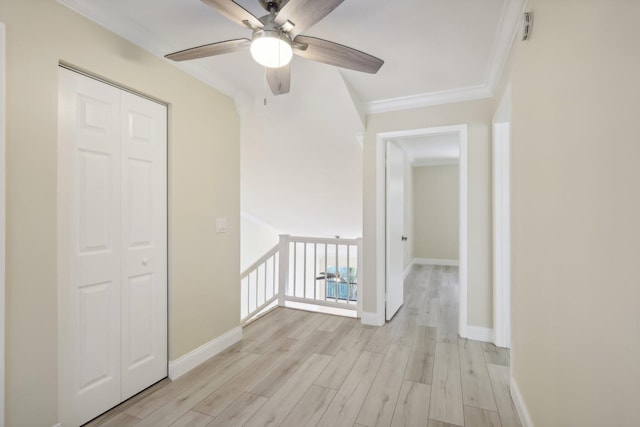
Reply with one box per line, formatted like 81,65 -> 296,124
59,0 -> 525,113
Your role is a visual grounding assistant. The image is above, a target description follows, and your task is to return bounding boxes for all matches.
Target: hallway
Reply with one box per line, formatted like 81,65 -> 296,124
87,265 -> 520,427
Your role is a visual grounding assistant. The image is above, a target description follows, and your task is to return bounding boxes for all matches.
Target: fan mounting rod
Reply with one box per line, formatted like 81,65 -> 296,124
259,0 -> 286,12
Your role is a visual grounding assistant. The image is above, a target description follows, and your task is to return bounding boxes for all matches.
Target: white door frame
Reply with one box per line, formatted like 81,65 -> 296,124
1,21 -> 6,427
493,86 -> 512,348
375,124 -> 468,336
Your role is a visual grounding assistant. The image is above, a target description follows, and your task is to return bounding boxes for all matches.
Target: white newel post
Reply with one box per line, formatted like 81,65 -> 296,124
277,235 -> 290,307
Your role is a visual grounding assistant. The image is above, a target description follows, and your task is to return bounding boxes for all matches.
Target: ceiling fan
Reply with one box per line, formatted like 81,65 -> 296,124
165,0 -> 384,95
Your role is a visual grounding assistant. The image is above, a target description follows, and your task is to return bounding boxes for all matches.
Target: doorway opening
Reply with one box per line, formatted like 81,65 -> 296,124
375,124 -> 468,336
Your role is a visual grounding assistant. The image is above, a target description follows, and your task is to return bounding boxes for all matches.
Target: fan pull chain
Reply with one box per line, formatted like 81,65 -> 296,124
263,67 -> 268,107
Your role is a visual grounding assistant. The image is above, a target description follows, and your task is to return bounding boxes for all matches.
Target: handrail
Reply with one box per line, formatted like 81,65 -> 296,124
241,243 -> 279,279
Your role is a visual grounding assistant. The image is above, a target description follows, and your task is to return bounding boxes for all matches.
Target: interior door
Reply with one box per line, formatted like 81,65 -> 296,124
386,140 -> 405,320
58,67 -> 167,425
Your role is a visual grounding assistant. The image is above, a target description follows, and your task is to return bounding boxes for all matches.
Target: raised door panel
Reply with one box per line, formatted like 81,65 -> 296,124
120,91 -> 168,400
58,67 -> 122,426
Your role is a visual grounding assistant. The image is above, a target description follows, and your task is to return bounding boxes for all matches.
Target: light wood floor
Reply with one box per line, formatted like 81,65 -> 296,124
86,264 -> 520,427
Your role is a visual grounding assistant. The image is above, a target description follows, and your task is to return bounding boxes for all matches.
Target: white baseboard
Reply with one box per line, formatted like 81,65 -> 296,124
403,261 -> 413,279
361,311 -> 385,326
168,326 -> 242,380
465,325 -> 494,343
510,376 -> 534,427
413,258 -> 459,266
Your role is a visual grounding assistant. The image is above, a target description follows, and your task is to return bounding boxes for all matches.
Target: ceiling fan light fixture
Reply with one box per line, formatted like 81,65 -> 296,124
250,30 -> 293,68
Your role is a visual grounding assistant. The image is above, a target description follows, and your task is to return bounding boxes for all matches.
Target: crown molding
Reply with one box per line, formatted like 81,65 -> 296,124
484,0 -> 528,94
366,85 -> 492,115
365,0 -> 526,115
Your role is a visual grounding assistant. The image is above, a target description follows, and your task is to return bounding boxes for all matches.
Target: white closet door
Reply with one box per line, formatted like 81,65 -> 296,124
120,91 -> 167,400
59,68 -> 123,425
58,68 -> 167,426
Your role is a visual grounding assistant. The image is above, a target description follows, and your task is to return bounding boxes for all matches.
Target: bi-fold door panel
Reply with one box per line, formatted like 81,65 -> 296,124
120,91 -> 167,401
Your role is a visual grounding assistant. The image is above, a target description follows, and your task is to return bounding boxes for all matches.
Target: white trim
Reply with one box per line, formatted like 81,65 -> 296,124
168,326 -> 242,380
361,311 -> 384,326
510,377 -> 535,427
51,424 -> 62,427
0,21 -> 6,427
492,85 -> 512,349
483,0 -> 527,94
403,261 -> 413,280
465,326 -> 494,343
412,158 -> 458,167
413,258 -> 459,267
366,85 -> 491,115
376,125 -> 468,337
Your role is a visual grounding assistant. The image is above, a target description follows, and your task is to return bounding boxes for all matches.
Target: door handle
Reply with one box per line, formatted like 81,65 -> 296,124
142,257 -> 150,266
402,236 -> 408,241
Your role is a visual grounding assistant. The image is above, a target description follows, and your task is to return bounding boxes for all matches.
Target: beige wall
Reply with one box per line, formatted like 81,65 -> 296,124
1,1 -> 240,425
363,99 -> 493,328
413,165 -> 459,261
495,1 -> 640,425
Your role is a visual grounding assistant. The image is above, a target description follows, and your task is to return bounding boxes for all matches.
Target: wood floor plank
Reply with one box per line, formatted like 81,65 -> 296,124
356,343 -> 412,427
130,352 -> 259,427
463,406 -> 501,427
427,420 -> 463,427
481,342 -> 510,366
365,321 -> 399,353
85,412 -> 142,427
390,380 -> 431,427
247,329 -> 331,397
193,338 -> 302,417
314,347 -> 363,390
392,318 -> 418,347
124,349 -> 253,419
414,325 -> 437,353
459,339 -> 498,411
169,410 -> 213,427
315,324 -> 376,390
487,364 -> 522,427
405,349 -> 435,385
281,384 -> 337,427
242,309 -> 308,353
317,318 -> 358,356
286,311 -> 327,339
317,313 -> 347,332
244,353 -> 332,427
418,298 -> 440,327
429,342 -> 464,426
316,351 -> 384,427
436,305 -> 458,344
205,393 -> 267,427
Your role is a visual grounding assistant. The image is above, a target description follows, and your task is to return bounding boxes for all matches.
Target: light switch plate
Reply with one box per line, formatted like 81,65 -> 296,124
216,217 -> 228,233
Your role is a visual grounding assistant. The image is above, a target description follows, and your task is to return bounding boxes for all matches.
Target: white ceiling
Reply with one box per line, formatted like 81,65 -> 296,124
60,0 -> 525,112
58,0 -> 524,239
